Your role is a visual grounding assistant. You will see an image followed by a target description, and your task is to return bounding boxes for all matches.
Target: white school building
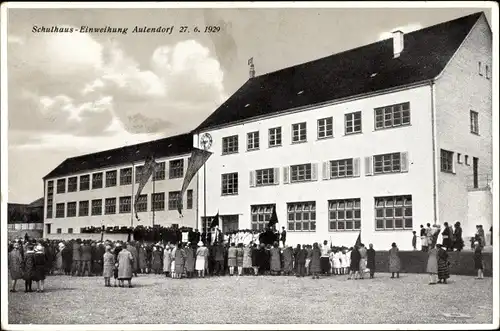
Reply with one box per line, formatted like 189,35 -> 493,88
192,12 -> 493,250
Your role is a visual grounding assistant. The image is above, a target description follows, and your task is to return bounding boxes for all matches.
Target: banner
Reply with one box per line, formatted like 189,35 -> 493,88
134,156 -> 160,220
355,232 -> 362,247
177,148 -> 213,215
267,206 -> 278,228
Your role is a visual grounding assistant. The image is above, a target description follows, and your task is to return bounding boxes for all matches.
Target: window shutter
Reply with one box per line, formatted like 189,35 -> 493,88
273,168 -> 280,185
283,167 -> 290,184
322,161 -> 330,180
400,152 -> 409,173
365,156 -> 373,176
249,171 -> 256,187
311,163 -> 318,181
353,158 -> 360,177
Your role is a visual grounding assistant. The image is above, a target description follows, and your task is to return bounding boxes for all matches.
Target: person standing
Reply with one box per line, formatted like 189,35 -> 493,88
270,242 -> 282,276
282,245 -> 294,276
251,243 -> 259,276
348,246 -> 360,280
214,244 -> 225,276
117,242 -> 134,288
310,242 -> 322,279
23,244 -> 36,293
388,243 -> 401,279
412,231 -> 417,251
420,225 -> 428,252
478,225 -> 486,248
185,244 -> 196,278
227,243 -> 237,276
128,241 -> 139,277
33,244 -> 47,292
102,245 -> 115,287
474,241 -> 484,279
151,245 -> 163,275
320,240 -> 331,276
436,244 -> 450,284
358,244 -> 368,280
174,243 -> 187,279
138,243 -> 148,274
163,244 -> 172,277
426,244 -> 439,285
453,222 -> 464,252
71,239 -> 82,276
296,244 -> 307,277
61,242 -> 72,275
367,244 -> 376,279
442,222 -> 453,251
80,241 -> 92,277
8,242 -> 24,292
196,242 -> 209,278
280,227 -> 287,248
242,243 -> 253,276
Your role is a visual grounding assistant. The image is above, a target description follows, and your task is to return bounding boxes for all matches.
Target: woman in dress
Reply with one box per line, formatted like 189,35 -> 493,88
196,241 -> 209,278
113,243 -> 122,287
61,242 -> 72,275
474,241 -> 484,279
348,246 -> 360,280
341,248 -> 349,275
23,244 -> 36,293
185,244 -> 196,278
320,240 -> 331,276
117,242 -> 134,288
242,243 -> 253,276
453,222 -> 464,251
33,244 -> 47,292
8,242 -> 24,292
236,243 -> 245,276
436,244 -> 450,284
333,248 -> 342,275
251,243 -> 260,276
102,245 -> 115,287
388,242 -> 401,279
309,242 -> 322,279
426,244 -> 439,285
138,243 -> 148,274
227,243 -> 237,276
174,242 -> 186,279
270,242 -> 282,276
55,243 -> 64,275
163,244 -> 172,278
282,245 -> 294,276
151,245 -> 163,275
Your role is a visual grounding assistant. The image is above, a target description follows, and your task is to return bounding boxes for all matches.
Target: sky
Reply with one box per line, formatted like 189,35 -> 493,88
6,6 -> 492,203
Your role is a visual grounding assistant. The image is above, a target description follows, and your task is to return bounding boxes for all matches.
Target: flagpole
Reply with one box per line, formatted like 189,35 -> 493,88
203,163 -> 206,230
131,161 -> 134,227
152,166 -> 156,227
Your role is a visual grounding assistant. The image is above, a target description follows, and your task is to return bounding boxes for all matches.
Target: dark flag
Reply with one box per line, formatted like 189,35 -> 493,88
177,148 -> 213,216
268,206 -> 278,228
248,57 -> 254,66
355,232 -> 362,246
210,212 -> 220,228
134,156 -> 161,220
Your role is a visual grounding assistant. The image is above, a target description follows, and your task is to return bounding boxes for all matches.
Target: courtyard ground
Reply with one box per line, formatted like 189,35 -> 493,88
7,273 -> 493,325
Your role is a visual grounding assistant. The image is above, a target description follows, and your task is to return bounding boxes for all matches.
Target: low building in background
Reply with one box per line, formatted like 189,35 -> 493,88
8,197 -> 44,240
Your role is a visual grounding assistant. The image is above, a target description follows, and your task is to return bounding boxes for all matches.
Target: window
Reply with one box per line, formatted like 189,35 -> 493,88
152,192 -> 165,211
56,203 -> 65,218
256,168 -> 276,186
91,199 -> 102,216
68,228 -> 73,234
222,135 -> 239,154
478,61 -> 483,75
135,166 -> 144,183
318,117 -> 333,139
457,153 -> 462,164
120,168 -> 132,185
465,155 -> 470,166
104,198 -> 116,215
153,162 -> 166,181
105,170 -> 117,187
287,201 -> 316,232
80,175 -> 90,191
345,111 -> 362,134
290,164 -> 312,182
221,173 -> 238,195
251,204 -> 274,231
46,205 -> 53,219
68,177 -> 78,192
57,228 -> 62,234
375,195 -> 413,230
486,65 -> 490,79
119,196 -> 131,214
269,127 -> 282,147
374,102 -> 411,130
57,179 -> 66,194
79,201 -> 89,216
67,202 -> 77,217
169,159 -> 184,179
136,195 -> 147,212
292,122 -> 307,143
331,159 -> 354,178
168,191 -> 181,210
187,190 -> 193,209
92,173 -> 103,189
440,149 -> 454,173
247,131 -> 260,150
470,110 -> 479,134
329,199 -> 361,231
373,153 -> 402,174
47,180 -> 54,194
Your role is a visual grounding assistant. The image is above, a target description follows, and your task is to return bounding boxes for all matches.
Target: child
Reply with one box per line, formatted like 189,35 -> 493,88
474,241 -> 484,279
102,245 -> 115,287
329,248 -> 336,275
412,231 -> 417,251
305,245 -> 312,276
333,248 -> 342,275
343,247 -> 351,275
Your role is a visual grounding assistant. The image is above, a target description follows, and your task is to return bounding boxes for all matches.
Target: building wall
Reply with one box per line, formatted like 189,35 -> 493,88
44,154 -> 197,239
466,189 -> 493,243
195,85 -> 434,250
435,14 -> 493,236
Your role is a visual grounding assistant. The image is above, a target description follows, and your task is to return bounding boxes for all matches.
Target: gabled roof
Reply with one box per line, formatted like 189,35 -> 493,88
44,133 -> 194,180
194,12 -> 483,132
28,197 -> 44,208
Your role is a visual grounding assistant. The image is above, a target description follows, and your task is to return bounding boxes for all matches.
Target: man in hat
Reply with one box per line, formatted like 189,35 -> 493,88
72,239 -> 82,276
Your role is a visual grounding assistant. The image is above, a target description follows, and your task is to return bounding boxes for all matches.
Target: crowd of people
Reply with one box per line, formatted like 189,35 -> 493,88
8,223 -> 487,293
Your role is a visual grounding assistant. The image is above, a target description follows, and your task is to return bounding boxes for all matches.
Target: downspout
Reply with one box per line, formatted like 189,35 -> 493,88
430,81 -> 439,225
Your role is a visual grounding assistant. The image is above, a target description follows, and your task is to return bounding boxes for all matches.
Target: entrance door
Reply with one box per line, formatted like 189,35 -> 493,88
473,157 -> 479,189
222,215 -> 239,233
45,224 -> 51,235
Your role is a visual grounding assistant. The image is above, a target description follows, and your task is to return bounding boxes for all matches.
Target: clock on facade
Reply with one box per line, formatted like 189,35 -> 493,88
200,133 -> 213,150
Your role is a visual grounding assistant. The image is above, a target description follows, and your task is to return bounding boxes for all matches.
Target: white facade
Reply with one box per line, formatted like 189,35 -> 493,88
194,85 -> 436,250
44,153 -> 198,239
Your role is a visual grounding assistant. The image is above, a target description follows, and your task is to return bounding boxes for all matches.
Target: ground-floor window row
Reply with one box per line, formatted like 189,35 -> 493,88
249,195 -> 413,232
53,190 -> 194,218
229,152 -> 409,194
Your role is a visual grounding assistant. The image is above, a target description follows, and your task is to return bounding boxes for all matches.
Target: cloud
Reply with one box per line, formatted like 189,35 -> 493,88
378,23 -> 423,41
8,26 -> 227,142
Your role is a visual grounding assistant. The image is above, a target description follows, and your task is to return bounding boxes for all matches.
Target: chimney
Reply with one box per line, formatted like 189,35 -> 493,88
392,30 -> 404,58
249,64 -> 255,79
